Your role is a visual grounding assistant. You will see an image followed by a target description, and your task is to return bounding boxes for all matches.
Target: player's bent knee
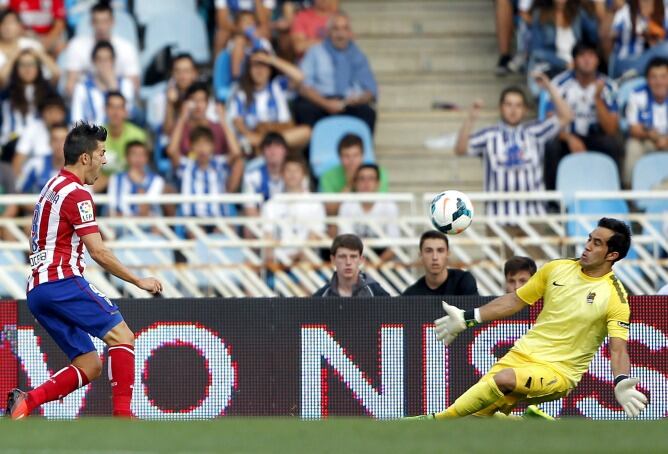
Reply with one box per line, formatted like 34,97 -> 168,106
103,321 -> 135,347
72,353 -> 103,381
493,368 -> 517,394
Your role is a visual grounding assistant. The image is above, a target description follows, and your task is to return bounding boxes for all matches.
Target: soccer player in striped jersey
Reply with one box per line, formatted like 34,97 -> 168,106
411,218 -> 648,420
454,72 -> 573,219
6,123 -> 163,420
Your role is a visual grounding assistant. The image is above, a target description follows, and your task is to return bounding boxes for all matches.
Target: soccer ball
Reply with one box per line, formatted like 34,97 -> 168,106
429,190 -> 474,235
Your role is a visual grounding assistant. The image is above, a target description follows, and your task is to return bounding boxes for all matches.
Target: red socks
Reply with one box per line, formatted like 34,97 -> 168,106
108,344 -> 135,417
26,365 -> 90,413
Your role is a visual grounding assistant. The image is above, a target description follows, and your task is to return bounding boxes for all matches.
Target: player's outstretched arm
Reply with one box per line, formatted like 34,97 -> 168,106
435,292 -> 527,345
82,232 -> 163,294
609,337 -> 648,418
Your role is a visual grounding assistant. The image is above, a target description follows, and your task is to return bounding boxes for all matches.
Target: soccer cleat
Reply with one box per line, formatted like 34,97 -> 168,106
5,389 -> 30,420
404,413 -> 436,421
522,405 -> 555,421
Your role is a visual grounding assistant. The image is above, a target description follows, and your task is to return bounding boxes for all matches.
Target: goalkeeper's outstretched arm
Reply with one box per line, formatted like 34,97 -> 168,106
478,291 -> 528,322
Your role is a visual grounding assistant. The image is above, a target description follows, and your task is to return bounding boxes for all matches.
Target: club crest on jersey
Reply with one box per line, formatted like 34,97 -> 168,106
586,291 -> 596,304
77,200 -> 94,222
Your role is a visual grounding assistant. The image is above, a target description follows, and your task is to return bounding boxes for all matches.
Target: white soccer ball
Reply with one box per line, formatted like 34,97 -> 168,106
429,190 -> 474,235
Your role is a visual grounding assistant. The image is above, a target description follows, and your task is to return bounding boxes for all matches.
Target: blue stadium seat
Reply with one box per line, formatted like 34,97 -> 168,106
141,11 -> 210,72
133,0 -> 197,25
213,49 -> 233,102
0,250 -> 27,297
192,234 -> 246,289
75,10 -> 139,48
617,77 -> 646,133
310,116 -> 374,178
632,152 -> 668,211
556,152 -> 627,237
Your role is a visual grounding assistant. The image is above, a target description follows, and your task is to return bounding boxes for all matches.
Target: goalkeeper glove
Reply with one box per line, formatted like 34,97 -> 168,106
614,376 -> 648,418
434,301 -> 481,345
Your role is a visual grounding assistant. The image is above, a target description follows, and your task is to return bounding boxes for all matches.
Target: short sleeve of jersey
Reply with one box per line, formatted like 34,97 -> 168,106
61,189 -> 99,237
516,260 -> 562,305
606,279 -> 631,340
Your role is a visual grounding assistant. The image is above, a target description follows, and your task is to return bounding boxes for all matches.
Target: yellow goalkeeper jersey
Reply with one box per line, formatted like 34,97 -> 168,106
514,259 -> 630,386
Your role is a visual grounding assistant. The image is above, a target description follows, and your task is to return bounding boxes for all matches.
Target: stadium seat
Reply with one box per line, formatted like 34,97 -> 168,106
0,250 -> 27,298
617,76 -> 646,133
556,152 -> 627,237
213,49 -> 233,102
111,234 -> 176,291
133,0 -> 197,25
141,11 -> 211,72
192,234 -> 246,289
75,10 -> 139,48
309,116 -> 375,178
632,152 -> 668,211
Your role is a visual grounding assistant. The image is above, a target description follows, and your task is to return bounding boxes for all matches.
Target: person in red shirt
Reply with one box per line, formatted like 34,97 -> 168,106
290,0 -> 337,59
8,0 -> 66,54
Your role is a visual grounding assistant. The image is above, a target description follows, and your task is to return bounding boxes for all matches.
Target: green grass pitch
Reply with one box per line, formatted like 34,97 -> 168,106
0,418 -> 666,453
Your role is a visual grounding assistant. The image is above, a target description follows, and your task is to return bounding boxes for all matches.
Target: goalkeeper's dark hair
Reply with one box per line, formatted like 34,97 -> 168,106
419,230 -> 449,251
598,217 -> 631,263
504,256 -> 537,278
330,234 -> 363,256
64,122 -> 107,165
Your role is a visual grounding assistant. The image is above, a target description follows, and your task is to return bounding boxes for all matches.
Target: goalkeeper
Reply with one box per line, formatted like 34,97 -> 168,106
417,218 -> 647,419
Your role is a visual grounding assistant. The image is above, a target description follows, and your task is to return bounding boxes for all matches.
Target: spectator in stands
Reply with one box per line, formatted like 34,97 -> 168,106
454,73 -> 573,218
63,1 -> 139,97
103,91 -> 147,180
624,57 -> 668,187
262,155 -> 326,265
213,0 -> 274,57
12,95 -> 66,190
295,11 -> 378,133
527,0 -> 598,94
609,0 -> 668,78
544,42 -> 622,191
108,141 -> 165,218
177,126 -> 244,218
290,0 -> 337,60
242,132 -> 288,216
8,0 -> 66,55
503,255 -> 537,293
167,83 -> 240,165
314,233 -> 390,296
229,11 -> 274,80
0,48 -> 56,159
337,164 -> 400,262
0,160 -> 17,239
229,44 -> 311,155
0,10 -> 59,83
149,53 -> 213,136
16,121 -> 66,194
70,41 -> 135,125
403,230 -> 478,296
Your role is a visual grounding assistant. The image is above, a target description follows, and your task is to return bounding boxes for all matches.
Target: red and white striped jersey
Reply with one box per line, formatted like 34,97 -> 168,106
27,169 -> 99,292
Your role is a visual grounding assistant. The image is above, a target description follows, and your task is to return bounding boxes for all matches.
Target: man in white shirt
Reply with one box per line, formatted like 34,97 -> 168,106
63,1 -> 139,97
624,57 -> 668,187
337,163 -> 399,262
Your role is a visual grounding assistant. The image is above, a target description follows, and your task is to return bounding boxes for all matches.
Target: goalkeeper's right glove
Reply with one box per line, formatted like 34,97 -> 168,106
434,301 -> 481,345
614,376 -> 648,418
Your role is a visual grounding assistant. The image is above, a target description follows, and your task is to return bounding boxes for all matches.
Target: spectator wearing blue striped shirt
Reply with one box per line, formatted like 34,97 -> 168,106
624,56 -> 668,187
543,42 -> 622,191
241,132 -> 288,217
454,73 -> 573,219
177,126 -> 244,219
107,141 -> 165,218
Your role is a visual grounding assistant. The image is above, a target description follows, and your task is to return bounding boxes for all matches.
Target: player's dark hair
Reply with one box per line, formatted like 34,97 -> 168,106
504,256 -> 537,278
91,1 -> 113,16
64,122 -> 107,165
598,217 -> 631,263
337,133 -> 363,156
105,90 -> 125,106
189,125 -> 214,145
419,230 -> 449,251
125,140 -> 147,156
645,56 -> 668,77
331,234 -> 364,256
260,132 -> 288,151
499,86 -> 528,106
92,40 -> 115,60
185,81 -> 210,99
354,163 -> 380,182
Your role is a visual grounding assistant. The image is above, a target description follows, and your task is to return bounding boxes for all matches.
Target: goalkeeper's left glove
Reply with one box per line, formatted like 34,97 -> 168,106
434,301 -> 481,345
614,376 -> 648,418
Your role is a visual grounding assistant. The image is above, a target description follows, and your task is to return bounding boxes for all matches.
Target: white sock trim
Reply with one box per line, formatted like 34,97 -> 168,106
108,345 -> 135,356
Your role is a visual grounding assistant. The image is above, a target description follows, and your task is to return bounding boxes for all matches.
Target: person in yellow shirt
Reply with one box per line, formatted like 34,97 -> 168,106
411,217 -> 648,420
